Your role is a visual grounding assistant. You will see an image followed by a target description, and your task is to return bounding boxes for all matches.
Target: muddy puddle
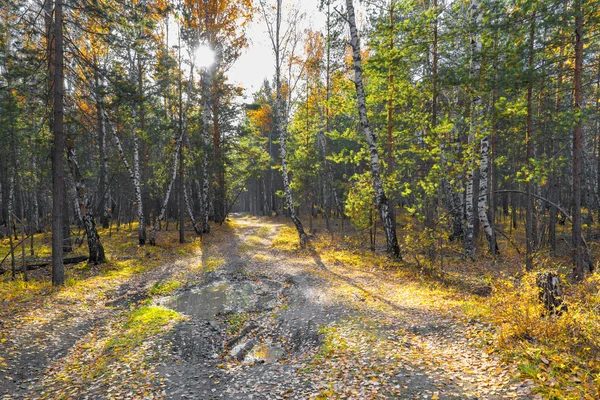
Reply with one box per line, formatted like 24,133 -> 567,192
165,280 -> 255,319
245,342 -> 285,363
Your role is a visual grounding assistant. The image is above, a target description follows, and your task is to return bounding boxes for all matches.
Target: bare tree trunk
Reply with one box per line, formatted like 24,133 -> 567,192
525,10 -> 536,271
67,148 -> 106,264
478,136 -> 496,253
201,70 -> 211,234
268,0 -> 308,247
51,0 -> 65,285
178,43 -> 185,243
489,34 -> 499,256
103,111 -> 146,244
95,56 -> 110,229
149,133 -> 182,245
572,0 -> 586,280
597,57 -> 600,227
8,176 -> 15,279
132,122 -> 146,245
464,0 -> 482,260
183,183 -> 202,235
346,0 -> 401,258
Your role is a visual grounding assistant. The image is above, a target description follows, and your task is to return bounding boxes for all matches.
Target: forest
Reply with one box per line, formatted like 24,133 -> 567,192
1,0 -> 600,398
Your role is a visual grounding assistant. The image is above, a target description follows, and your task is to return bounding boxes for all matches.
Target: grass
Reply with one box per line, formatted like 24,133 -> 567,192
270,226 -> 302,251
105,306 -> 183,355
201,256 -> 225,273
40,305 -> 184,399
148,279 -> 182,296
225,312 -> 250,335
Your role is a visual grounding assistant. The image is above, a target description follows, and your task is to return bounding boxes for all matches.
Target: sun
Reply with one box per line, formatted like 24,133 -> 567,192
194,45 -> 215,69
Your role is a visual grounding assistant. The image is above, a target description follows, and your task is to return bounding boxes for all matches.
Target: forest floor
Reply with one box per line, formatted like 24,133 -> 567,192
0,215 -> 546,399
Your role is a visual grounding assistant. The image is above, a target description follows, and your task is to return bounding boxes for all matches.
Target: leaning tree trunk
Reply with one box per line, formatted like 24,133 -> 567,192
149,132 -> 183,245
67,147 -> 106,264
183,183 -> 202,236
346,0 -> 401,258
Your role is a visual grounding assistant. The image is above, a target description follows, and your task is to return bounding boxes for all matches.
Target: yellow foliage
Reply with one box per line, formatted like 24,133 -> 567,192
270,226 -> 301,251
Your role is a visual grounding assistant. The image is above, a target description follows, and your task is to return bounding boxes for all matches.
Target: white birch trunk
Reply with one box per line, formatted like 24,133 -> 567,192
103,110 -> 146,244
67,148 -> 106,264
184,182 -> 202,235
478,136 -> 496,252
149,133 -> 183,245
464,0 -> 482,259
201,71 -> 211,234
346,0 -> 401,258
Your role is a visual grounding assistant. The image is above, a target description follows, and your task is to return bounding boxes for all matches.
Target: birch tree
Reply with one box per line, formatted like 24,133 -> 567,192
346,0 -> 401,258
259,0 -> 309,248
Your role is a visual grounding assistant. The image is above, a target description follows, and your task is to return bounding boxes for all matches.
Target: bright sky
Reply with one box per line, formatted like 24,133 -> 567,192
228,0 -> 327,97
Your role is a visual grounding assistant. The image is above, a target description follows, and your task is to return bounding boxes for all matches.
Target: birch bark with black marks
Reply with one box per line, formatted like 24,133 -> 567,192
67,147 -> 106,264
261,0 -> 308,248
184,183 -> 202,235
104,111 -> 146,244
464,0 -> 482,260
8,176 -> 15,279
346,0 -> 400,258
478,136 -> 497,254
201,69 -> 211,234
95,57 -> 110,229
473,6 -> 497,255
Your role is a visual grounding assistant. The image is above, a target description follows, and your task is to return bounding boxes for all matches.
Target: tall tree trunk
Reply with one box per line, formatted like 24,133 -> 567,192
525,10 -> 536,271
596,56 -> 600,229
478,136 -> 496,253
8,176 -> 15,279
445,89 -> 464,241
572,0 -> 585,280
201,70 -> 211,234
489,34 -> 499,256
386,1 -> 396,230
273,0 -> 308,248
95,56 -> 110,229
103,111 -> 146,244
346,0 -> 401,258
464,0 -> 482,260
178,44 -> 185,243
51,0 -> 65,285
